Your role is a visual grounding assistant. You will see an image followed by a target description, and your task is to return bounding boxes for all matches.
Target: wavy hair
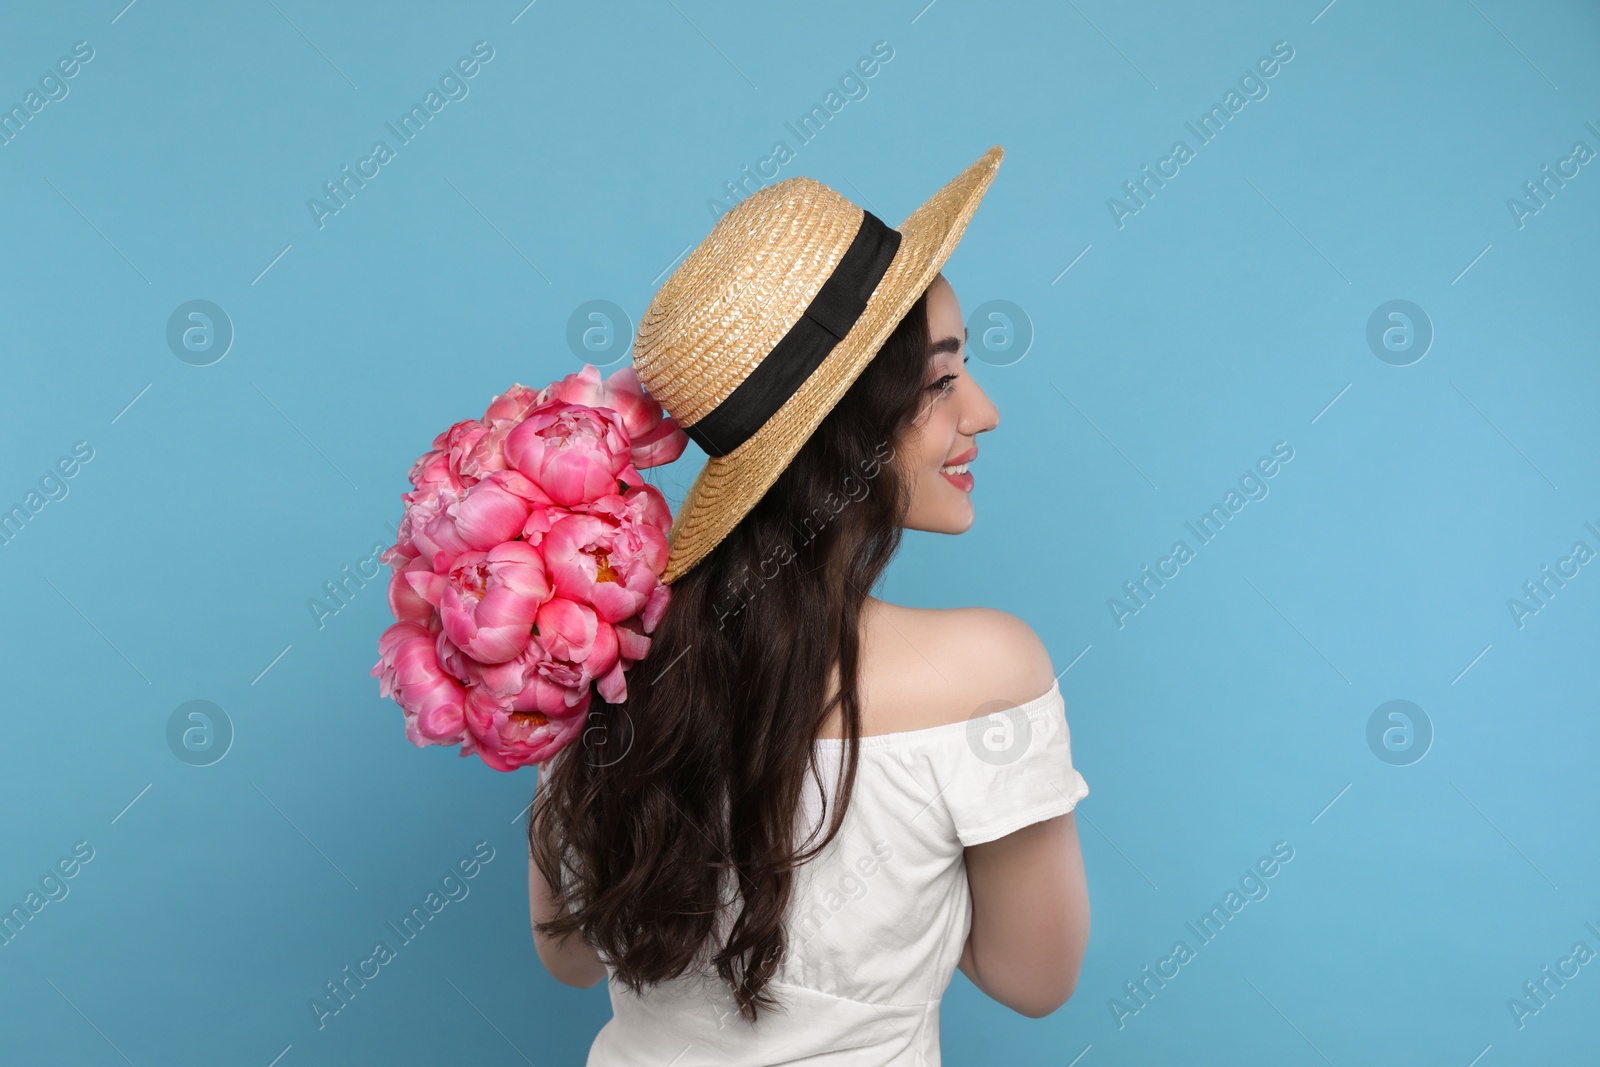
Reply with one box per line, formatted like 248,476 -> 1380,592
529,284 -> 935,1021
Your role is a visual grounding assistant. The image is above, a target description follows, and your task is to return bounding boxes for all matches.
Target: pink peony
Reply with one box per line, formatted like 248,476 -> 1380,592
455,383 -> 561,480
407,418 -> 491,493
396,484 -> 465,574
425,541 -> 554,664
543,363 -> 611,407
544,486 -> 671,624
371,621 -> 469,746
434,629 -> 475,686
462,687 -> 587,772
546,364 -> 688,471
519,496 -> 561,550
408,446 -> 466,496
386,553 -> 436,627
483,382 -> 549,424
534,596 -> 622,701
642,581 -> 670,634
598,618 -> 653,704
457,427 -> 513,481
382,511 -> 419,564
441,419 -> 493,481
374,363 -> 686,771
472,596 -> 620,715
504,400 -> 633,506
419,471 -> 549,568
593,366 -> 690,470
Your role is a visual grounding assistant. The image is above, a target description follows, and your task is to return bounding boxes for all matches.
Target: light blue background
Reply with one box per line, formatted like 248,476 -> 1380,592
2,1 -> 1597,1064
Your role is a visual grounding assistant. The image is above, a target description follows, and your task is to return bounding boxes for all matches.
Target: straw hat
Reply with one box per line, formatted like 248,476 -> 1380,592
633,145 -> 1004,584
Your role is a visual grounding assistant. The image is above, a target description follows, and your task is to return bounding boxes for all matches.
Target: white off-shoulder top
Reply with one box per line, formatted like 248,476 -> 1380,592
585,678 -> 1090,1066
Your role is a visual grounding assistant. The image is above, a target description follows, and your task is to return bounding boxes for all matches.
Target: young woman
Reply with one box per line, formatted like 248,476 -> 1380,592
528,146 -> 1091,1065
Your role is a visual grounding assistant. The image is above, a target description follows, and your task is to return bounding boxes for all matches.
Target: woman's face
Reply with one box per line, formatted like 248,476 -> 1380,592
899,274 -> 999,534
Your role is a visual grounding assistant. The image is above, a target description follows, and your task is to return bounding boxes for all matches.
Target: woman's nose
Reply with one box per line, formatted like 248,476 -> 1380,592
963,378 -> 1000,434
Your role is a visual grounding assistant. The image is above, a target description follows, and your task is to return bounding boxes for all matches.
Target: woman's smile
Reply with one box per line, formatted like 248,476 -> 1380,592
939,445 -> 977,492
900,274 -> 999,533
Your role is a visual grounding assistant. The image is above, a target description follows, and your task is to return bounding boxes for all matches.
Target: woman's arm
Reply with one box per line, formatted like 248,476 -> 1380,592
957,811 -> 1090,1018
946,609 -> 1091,1016
528,835 -> 607,987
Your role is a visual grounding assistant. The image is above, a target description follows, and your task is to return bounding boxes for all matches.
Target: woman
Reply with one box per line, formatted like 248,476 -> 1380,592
529,146 -> 1091,1065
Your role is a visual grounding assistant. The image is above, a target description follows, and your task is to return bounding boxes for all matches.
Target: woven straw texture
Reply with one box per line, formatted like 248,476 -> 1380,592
633,145 -> 1003,584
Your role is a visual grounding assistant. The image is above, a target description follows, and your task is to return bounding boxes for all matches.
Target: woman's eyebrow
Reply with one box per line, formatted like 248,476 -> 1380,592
928,327 -> 967,356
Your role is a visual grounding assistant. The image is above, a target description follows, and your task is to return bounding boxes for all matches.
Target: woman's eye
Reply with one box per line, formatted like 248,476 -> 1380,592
927,374 -> 957,395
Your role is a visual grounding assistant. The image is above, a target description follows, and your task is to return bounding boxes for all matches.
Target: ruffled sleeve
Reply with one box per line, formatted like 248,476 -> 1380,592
928,680 -> 1089,847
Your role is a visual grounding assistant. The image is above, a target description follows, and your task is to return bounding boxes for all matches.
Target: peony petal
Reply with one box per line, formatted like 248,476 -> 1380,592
439,543 -> 551,664
388,564 -> 435,625
642,582 -> 670,633
630,418 -> 689,470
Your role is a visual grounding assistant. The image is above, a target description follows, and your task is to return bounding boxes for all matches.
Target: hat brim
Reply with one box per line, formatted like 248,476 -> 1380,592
659,145 -> 1004,585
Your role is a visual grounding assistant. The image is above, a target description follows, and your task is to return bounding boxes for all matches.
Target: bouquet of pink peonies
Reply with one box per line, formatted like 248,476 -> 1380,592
371,364 -> 688,772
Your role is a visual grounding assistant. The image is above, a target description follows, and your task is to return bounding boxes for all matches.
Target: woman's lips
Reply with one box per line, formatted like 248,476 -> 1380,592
940,445 -> 977,491
941,468 -> 974,492
944,445 -> 978,466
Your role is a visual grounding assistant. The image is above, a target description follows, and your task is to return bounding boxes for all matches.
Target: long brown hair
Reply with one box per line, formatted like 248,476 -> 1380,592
529,285 -> 936,1021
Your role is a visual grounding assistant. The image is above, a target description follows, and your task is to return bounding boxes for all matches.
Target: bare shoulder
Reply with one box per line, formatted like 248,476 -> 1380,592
856,601 -> 1058,735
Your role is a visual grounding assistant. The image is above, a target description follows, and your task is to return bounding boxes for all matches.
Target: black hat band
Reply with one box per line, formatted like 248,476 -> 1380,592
683,209 -> 903,458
